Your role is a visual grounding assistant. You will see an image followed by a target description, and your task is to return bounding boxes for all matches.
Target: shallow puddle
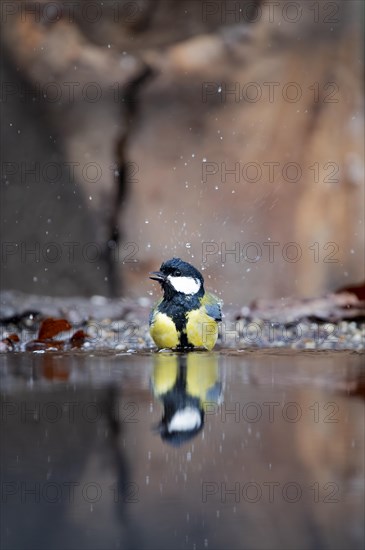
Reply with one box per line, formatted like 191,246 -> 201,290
1,350 -> 364,550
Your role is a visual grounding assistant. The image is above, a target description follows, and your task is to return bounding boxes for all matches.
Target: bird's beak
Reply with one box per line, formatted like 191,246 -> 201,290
149,271 -> 166,282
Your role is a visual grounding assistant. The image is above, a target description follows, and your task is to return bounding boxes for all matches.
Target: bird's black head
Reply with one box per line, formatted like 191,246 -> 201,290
149,258 -> 204,299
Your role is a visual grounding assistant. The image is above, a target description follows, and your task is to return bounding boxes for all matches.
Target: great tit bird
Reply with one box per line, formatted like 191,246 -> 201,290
149,257 -> 222,350
151,353 -> 222,446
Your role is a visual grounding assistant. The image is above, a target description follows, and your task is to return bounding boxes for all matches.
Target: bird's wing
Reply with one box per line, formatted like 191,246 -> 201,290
201,292 -> 223,322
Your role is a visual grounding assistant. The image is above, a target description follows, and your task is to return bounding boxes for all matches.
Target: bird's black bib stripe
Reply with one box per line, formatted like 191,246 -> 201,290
157,293 -> 201,348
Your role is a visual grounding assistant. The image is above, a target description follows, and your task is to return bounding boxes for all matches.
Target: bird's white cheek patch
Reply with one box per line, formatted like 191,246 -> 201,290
168,407 -> 202,432
168,276 -> 201,295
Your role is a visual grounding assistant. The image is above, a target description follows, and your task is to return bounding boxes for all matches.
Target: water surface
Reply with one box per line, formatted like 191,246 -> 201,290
1,350 -> 364,550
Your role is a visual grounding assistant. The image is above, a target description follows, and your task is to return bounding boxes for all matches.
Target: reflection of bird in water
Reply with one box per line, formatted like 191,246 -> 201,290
151,352 -> 222,446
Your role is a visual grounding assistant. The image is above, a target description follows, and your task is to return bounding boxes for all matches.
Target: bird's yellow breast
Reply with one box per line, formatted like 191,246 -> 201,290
186,308 -> 218,351
150,304 -> 219,351
152,354 -> 179,395
150,312 -> 180,349
152,353 -> 219,402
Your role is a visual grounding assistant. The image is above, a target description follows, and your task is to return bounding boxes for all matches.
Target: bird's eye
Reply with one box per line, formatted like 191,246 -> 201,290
175,269 -> 181,276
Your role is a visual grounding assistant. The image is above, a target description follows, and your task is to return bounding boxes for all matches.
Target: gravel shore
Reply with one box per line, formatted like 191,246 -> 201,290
0,290 -> 364,353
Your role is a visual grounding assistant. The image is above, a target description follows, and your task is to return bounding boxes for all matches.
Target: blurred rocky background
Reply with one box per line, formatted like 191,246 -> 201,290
1,0 -> 364,305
